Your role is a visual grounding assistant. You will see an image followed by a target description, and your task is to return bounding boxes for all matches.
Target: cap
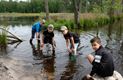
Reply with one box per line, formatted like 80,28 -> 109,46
60,26 -> 67,31
48,24 -> 54,29
42,19 -> 46,23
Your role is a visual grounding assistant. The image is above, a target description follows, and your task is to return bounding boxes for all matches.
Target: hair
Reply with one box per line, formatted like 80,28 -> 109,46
90,37 -> 101,44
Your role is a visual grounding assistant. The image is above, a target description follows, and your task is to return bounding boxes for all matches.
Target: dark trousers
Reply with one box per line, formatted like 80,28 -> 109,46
30,30 -> 40,44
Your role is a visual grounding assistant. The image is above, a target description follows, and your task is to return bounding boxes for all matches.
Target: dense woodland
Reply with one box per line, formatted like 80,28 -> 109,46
0,0 -> 122,14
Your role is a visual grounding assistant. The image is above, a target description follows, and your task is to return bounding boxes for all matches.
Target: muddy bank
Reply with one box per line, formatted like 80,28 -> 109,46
0,57 -> 47,80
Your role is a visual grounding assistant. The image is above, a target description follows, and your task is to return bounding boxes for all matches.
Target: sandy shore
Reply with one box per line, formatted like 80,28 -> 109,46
0,62 -> 15,80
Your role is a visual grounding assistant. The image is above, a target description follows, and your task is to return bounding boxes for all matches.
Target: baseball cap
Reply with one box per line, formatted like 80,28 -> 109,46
60,26 -> 67,31
42,19 -> 46,23
48,24 -> 54,30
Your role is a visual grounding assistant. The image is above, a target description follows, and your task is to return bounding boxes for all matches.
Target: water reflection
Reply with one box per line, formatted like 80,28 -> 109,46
0,16 -> 38,26
42,56 -> 55,80
30,41 -> 43,59
60,56 -> 77,80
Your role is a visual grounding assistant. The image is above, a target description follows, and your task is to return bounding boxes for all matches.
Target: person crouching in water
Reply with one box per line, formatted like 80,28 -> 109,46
41,24 -> 55,54
60,26 -> 80,56
85,37 -> 114,80
30,19 -> 45,44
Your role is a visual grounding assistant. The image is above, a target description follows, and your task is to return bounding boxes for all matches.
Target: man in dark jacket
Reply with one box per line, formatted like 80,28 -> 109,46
86,37 -> 114,79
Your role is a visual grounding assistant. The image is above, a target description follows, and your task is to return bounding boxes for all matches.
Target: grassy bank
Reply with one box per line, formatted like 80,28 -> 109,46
0,13 -> 123,29
44,13 -> 123,30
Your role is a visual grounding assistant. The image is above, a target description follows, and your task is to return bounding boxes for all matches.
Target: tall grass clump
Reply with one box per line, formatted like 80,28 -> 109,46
0,31 -> 7,49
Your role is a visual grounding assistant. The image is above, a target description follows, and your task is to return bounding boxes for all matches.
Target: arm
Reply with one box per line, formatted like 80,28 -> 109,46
36,23 -> 41,39
87,54 -> 95,64
66,39 -> 69,49
41,32 -> 44,47
52,37 -> 56,48
36,32 -> 40,39
70,37 -> 75,49
66,39 -> 72,53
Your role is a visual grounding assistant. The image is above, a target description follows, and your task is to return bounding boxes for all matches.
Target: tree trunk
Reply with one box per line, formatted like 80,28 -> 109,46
72,0 -> 81,29
108,0 -> 115,17
121,0 -> 123,13
44,0 -> 49,20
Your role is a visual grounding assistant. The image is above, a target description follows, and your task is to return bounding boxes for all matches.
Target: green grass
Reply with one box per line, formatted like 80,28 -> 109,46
0,31 -> 7,49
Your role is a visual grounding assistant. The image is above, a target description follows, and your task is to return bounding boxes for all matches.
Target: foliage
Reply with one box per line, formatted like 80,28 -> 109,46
0,0 -> 122,14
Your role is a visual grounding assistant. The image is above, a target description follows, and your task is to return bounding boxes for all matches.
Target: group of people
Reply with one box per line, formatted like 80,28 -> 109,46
29,20 -> 80,56
29,20 -> 119,80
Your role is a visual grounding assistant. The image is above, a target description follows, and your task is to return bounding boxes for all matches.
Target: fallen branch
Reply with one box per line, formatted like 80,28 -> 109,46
0,27 -> 23,42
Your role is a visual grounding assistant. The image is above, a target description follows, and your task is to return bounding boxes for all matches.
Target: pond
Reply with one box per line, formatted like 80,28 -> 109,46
0,17 -> 123,80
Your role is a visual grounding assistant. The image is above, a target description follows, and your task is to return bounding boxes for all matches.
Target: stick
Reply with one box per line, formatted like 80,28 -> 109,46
0,27 -> 23,42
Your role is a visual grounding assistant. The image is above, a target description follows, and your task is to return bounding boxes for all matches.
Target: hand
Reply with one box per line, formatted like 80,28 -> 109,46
36,37 -> 40,40
53,45 -> 55,49
86,74 -> 92,79
41,43 -> 44,48
67,48 -> 72,53
82,74 -> 93,80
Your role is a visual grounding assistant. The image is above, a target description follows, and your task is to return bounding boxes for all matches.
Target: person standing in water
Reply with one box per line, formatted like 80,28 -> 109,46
30,19 -> 46,44
60,26 -> 80,56
41,24 -> 55,55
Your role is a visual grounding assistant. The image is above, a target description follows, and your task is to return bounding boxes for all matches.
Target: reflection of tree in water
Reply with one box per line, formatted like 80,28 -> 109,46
30,42 -> 43,59
107,24 -> 112,40
105,22 -> 123,75
60,59 -> 77,80
42,56 -> 55,80
30,41 -> 56,80
105,22 -> 123,49
114,40 -> 123,75
105,24 -> 113,49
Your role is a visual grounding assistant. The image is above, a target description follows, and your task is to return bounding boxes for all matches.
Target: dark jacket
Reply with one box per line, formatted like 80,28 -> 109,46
90,46 -> 114,77
64,32 -> 80,43
43,30 -> 54,44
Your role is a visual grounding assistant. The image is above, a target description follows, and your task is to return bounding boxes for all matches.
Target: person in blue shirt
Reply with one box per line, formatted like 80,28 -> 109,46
30,19 -> 45,44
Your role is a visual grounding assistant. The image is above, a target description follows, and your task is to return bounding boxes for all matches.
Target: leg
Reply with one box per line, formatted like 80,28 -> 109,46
87,54 -> 94,64
73,43 -> 79,55
51,43 -> 55,56
37,32 -> 41,44
30,30 -> 35,44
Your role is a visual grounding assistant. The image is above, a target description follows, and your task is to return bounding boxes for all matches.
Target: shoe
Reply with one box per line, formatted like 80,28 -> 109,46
29,39 -> 32,44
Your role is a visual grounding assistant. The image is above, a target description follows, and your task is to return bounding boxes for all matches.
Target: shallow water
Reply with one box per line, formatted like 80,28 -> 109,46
0,17 -> 123,80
